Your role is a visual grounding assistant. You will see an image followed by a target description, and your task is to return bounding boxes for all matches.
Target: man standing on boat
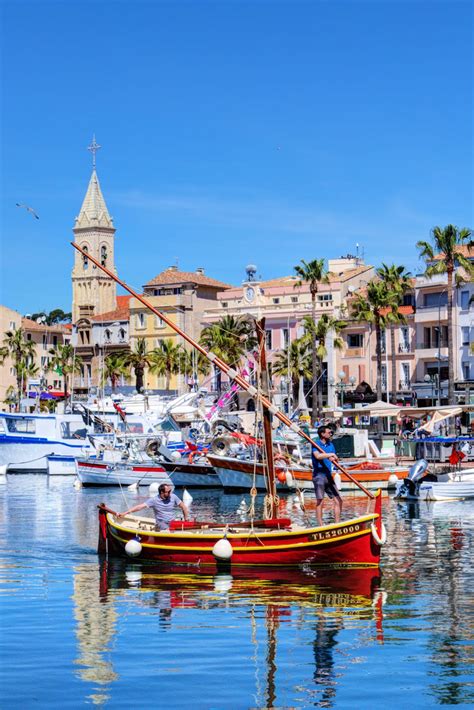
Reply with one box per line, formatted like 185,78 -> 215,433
312,426 -> 342,527
118,484 -> 190,530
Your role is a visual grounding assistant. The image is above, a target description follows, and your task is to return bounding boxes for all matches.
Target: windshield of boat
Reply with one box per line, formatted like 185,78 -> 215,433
6,417 -> 36,434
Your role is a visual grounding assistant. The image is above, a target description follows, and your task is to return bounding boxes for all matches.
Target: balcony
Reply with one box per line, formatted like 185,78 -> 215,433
415,305 -> 448,323
415,344 -> 448,359
345,348 -> 364,358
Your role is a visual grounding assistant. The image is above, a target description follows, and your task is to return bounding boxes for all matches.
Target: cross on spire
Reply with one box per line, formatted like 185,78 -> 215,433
87,135 -> 101,170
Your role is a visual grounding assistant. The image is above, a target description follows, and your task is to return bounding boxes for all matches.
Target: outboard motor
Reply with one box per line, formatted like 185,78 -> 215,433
394,459 -> 429,499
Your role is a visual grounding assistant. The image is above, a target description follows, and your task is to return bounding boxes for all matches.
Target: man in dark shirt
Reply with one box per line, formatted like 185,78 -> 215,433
312,425 -> 342,527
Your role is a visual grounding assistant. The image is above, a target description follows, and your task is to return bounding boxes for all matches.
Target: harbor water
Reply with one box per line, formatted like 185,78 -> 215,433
0,474 -> 473,708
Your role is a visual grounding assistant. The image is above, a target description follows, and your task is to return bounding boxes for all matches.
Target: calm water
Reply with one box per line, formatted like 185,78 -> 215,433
0,475 -> 473,708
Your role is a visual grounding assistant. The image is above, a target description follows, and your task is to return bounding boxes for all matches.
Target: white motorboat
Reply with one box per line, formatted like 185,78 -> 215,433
47,454 -> 77,476
75,453 -> 171,487
419,468 -> 474,501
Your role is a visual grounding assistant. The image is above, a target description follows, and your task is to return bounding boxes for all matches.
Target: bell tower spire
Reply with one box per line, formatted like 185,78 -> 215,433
71,137 -> 117,323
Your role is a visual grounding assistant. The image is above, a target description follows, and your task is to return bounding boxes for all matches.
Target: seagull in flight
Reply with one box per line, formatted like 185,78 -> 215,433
16,203 -> 39,220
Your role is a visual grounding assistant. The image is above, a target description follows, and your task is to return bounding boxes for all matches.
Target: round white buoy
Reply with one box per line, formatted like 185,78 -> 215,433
125,570 -> 143,586
388,473 -> 399,486
182,488 -> 193,508
148,482 -> 160,495
212,537 -> 233,561
171,451 -> 181,461
333,472 -> 342,491
285,471 -> 295,488
125,539 -> 142,557
214,574 -> 233,592
73,478 -> 82,490
238,498 -> 247,511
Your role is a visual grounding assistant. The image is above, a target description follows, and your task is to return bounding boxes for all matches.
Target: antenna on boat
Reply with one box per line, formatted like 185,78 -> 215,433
71,241 -> 375,499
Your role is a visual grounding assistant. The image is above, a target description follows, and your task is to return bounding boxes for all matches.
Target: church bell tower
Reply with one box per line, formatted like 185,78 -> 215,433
71,137 -> 117,323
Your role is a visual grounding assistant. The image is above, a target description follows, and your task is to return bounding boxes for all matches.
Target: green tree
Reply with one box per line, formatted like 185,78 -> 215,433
148,339 -> 185,391
47,309 -> 72,324
351,281 -> 400,404
272,338 -> 312,406
417,225 -> 473,404
294,259 -> 330,423
0,328 -> 37,410
301,313 -> 346,412
100,353 -> 129,392
179,348 -> 211,387
200,315 -> 257,392
47,343 -> 82,400
376,263 -> 412,402
123,338 -> 155,393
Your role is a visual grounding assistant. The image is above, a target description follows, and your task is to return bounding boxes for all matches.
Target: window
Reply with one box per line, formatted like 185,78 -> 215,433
155,316 -> 165,329
6,418 -> 36,434
402,293 -> 414,306
463,362 -> 471,380
137,313 -> 146,328
318,294 -> 332,302
42,334 -> 48,348
104,329 -> 112,342
380,330 -> 386,352
291,296 -> 298,303
282,328 -> 289,348
273,298 -> 280,304
82,245 -> 89,270
41,356 -> 48,367
347,333 -> 363,348
462,327 -> 470,346
401,363 -> 410,388
101,245 -> 107,267
52,335 -> 58,347
265,330 -> 272,350
460,291 -> 470,310
119,328 -> 126,342
381,365 -> 387,388
221,302 -> 228,308
424,291 -> 447,308
26,333 -> 32,341
399,326 -> 409,352
9,321 -> 16,330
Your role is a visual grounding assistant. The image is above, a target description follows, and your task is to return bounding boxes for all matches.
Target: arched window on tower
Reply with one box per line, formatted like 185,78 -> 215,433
101,245 -> 107,267
82,246 -> 89,270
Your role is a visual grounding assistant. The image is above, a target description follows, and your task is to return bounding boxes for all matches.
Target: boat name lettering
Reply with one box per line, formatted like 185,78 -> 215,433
310,524 -> 360,541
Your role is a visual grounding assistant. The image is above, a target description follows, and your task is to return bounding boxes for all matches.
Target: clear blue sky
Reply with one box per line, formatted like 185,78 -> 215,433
1,0 -> 472,315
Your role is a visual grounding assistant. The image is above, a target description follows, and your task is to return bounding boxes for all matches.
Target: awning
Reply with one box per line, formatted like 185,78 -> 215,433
421,407 -> 462,433
352,400 -> 402,418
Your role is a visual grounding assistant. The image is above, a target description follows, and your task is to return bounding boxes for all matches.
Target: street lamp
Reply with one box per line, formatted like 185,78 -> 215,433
329,371 -> 357,408
424,373 -> 439,406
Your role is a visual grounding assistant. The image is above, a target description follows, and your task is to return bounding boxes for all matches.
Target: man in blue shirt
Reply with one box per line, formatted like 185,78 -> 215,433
118,483 -> 189,530
312,425 -> 342,527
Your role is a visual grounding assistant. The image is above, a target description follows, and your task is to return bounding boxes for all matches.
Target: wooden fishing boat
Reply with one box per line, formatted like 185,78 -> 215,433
73,242 -> 386,569
98,489 -> 384,567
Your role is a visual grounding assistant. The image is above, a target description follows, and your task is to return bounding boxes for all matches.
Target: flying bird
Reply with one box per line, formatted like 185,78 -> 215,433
16,203 -> 39,220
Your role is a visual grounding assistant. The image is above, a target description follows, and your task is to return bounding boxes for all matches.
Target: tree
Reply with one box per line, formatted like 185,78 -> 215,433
47,343 -> 82,400
179,348 -> 211,388
200,315 -> 257,392
376,264 -> 412,402
272,338 -> 312,407
148,339 -> 185,391
300,313 -> 346,412
351,281 -> 400,404
100,353 -> 129,392
30,309 -> 72,325
293,259 -> 330,423
0,328 -> 37,410
417,225 -> 473,404
122,338 -> 155,393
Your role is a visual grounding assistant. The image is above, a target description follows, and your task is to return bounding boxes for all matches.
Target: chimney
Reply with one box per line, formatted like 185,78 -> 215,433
196,267 -> 205,275
168,265 -> 178,271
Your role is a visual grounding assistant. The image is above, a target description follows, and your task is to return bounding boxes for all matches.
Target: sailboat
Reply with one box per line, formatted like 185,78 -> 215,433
72,243 -> 385,569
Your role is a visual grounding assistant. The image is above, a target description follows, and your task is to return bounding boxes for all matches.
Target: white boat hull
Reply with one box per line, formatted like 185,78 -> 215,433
419,480 -> 474,501
76,459 -> 171,486
1,441 -> 89,472
47,455 -> 77,476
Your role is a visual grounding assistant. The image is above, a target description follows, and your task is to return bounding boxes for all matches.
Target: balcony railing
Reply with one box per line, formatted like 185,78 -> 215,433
416,342 -> 448,350
398,343 -> 412,353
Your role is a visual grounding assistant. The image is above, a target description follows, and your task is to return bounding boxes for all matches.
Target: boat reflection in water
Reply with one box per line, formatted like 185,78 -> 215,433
84,560 -> 384,707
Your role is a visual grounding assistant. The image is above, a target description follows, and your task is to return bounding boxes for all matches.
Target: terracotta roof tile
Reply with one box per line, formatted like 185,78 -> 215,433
91,305 -> 130,322
433,244 -> 474,260
21,318 -> 71,333
144,268 -> 232,289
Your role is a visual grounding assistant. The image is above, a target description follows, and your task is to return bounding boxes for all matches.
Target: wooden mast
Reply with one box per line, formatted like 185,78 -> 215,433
71,241 -> 374,499
255,318 -> 277,519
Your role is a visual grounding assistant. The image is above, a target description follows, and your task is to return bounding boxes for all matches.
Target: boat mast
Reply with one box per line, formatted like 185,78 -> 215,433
71,242 -> 374,499
255,318 -> 277,519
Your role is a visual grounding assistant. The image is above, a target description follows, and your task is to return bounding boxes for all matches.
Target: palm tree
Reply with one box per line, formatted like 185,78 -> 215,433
200,315 -> 257,392
376,263 -> 412,402
47,343 -> 82,401
148,339 -> 185,391
301,313 -> 346,413
100,353 -> 129,392
0,328 -> 37,410
294,259 -> 330,424
122,338 -> 155,393
272,338 -> 312,407
179,348 -> 211,388
351,281 -> 400,403
417,225 -> 473,404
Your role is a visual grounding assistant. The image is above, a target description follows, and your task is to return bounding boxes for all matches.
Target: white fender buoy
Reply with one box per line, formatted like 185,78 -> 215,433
214,574 -> 233,592
182,488 -> 193,508
73,478 -> 82,490
285,470 -> 295,488
0,464 -> 7,476
371,522 -> 387,546
125,570 -> 143,586
212,537 -> 233,561
127,482 -> 139,492
171,451 -> 181,461
125,538 -> 143,557
149,482 -> 160,495
333,472 -> 342,491
388,474 -> 399,486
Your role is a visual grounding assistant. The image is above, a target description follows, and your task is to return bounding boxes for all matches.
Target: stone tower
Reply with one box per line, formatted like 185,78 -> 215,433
71,140 -> 117,323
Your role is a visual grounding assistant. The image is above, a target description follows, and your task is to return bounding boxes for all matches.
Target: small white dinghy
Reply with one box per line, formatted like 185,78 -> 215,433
419,468 -> 474,501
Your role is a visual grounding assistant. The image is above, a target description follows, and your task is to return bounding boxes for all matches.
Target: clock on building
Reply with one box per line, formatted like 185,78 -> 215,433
244,286 -> 255,302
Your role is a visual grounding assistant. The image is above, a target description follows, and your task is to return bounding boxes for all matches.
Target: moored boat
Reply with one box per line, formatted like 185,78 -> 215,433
76,458 -> 170,487
47,454 -> 77,476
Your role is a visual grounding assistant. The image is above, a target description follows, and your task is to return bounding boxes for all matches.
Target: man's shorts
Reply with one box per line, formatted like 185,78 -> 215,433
312,473 -> 339,500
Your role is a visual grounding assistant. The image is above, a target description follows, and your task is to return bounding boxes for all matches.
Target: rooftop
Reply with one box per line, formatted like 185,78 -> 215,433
144,267 -> 232,290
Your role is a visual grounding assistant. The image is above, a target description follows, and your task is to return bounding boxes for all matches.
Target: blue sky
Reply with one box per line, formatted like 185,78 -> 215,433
1,0 -> 472,315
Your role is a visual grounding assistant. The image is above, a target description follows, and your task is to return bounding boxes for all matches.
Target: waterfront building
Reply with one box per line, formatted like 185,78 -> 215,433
0,305 -> 22,407
129,267 -> 231,392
